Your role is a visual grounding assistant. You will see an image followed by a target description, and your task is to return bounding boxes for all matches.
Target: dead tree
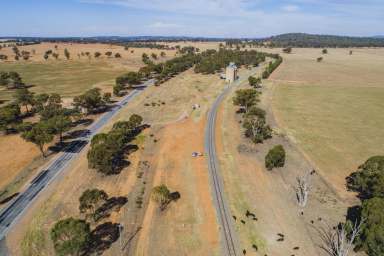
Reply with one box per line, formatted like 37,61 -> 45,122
295,173 -> 311,208
318,220 -> 364,256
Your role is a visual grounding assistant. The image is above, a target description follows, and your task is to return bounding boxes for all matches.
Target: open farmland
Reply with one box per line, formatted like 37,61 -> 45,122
0,42 -> 177,102
269,48 -> 384,198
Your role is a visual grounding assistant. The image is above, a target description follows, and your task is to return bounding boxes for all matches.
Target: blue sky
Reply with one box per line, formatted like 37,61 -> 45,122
1,0 -> 383,37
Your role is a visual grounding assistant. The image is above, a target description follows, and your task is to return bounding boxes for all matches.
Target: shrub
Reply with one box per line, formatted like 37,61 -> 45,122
151,184 -> 170,210
265,145 -> 285,170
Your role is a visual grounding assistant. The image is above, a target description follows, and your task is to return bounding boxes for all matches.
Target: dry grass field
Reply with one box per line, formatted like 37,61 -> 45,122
7,69 -> 225,256
268,47 -> 384,198
0,42 -> 177,101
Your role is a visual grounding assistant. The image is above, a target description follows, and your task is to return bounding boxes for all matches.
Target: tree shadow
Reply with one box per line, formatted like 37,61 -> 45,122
72,118 -> 94,127
94,197 -> 128,222
85,222 -> 120,255
62,129 -> 91,140
160,191 -> 181,212
0,193 -> 19,205
346,205 -> 362,223
124,144 -> 139,155
49,140 -> 88,153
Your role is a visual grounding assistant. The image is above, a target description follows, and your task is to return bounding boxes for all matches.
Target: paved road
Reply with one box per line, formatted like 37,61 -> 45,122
205,70 -> 259,256
0,80 -> 153,240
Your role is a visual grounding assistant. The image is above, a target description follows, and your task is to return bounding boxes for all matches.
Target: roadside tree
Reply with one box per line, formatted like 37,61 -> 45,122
50,218 -> 90,256
233,89 -> 260,113
22,121 -> 54,157
79,189 -> 108,218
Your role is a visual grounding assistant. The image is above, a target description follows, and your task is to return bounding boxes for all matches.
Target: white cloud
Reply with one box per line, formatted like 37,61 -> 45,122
78,0 -> 384,37
148,22 -> 182,28
282,4 -> 299,12
79,0 -> 252,17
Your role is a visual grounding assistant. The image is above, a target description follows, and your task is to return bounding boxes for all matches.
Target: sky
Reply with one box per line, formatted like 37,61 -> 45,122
1,0 -> 383,38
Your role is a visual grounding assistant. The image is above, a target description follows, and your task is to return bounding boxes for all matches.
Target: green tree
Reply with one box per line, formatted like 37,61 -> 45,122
243,117 -> 272,144
94,52 -> 101,58
79,189 -> 108,217
64,48 -> 70,60
347,156 -> 384,199
245,106 -> 266,120
116,72 -> 142,88
113,83 -> 124,96
354,197 -> 384,256
322,49 -> 328,54
102,92 -> 111,103
265,145 -> 286,170
233,89 -> 260,113
50,218 -> 90,256
0,103 -> 21,133
15,88 -> 34,113
87,133 -> 125,175
105,51 -> 112,57
47,115 -> 72,143
38,93 -> 63,120
114,52 -> 121,58
73,88 -> 105,114
142,53 -> 150,64
248,76 -> 262,88
151,53 -> 158,60
22,121 -> 54,157
151,184 -> 170,210
129,114 -> 143,129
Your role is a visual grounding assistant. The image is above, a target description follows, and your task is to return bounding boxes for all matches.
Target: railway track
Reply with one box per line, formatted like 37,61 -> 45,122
205,69 -> 260,256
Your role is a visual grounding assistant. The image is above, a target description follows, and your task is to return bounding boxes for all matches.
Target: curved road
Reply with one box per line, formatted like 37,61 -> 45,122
205,69 -> 259,256
0,80 -> 154,241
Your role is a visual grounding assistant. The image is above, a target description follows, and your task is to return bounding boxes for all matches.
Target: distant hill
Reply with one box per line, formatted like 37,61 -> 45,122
254,33 -> 384,48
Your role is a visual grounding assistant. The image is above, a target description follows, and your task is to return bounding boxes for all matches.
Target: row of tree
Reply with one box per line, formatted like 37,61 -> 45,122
194,49 -> 266,74
87,114 -> 143,175
233,88 -> 272,144
50,182 -> 177,255
262,55 -> 283,79
232,83 -> 286,171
